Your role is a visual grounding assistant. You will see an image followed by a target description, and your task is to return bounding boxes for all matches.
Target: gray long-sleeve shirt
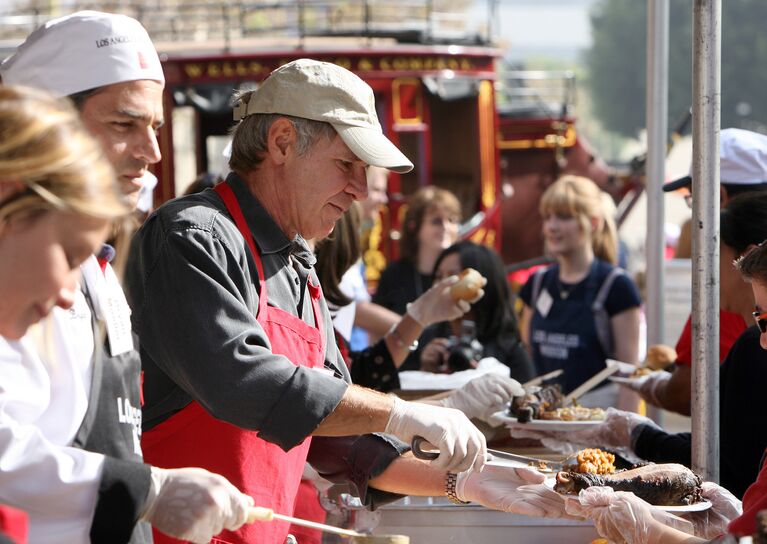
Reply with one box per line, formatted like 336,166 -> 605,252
125,173 -> 350,451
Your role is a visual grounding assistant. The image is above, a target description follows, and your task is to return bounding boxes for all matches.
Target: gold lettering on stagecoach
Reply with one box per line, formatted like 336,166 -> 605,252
358,58 -> 374,71
335,57 -> 352,70
180,56 -> 482,81
392,58 -> 409,71
183,63 -> 204,78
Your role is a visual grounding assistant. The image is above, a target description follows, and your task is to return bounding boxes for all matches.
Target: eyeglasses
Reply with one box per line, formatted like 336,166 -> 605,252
753,310 -> 767,333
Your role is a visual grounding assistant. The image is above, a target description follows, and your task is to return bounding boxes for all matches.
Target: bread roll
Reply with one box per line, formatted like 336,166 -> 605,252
645,344 -> 677,370
450,268 -> 485,301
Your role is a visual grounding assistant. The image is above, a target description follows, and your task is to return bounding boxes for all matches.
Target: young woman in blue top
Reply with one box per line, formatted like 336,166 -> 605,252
519,175 -> 642,402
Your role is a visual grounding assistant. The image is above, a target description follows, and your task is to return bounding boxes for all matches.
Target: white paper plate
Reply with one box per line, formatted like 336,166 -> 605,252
609,375 -> 646,385
661,500 -> 712,512
492,411 -> 603,432
543,478 -> 712,512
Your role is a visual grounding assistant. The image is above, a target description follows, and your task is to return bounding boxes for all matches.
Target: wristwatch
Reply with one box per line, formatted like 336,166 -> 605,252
445,472 -> 469,504
387,324 -> 419,352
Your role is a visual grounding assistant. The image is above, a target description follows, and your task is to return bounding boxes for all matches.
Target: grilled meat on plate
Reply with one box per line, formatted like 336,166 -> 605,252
554,463 -> 703,506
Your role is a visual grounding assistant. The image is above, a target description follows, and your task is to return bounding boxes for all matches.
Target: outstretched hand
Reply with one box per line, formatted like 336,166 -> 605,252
441,373 -> 525,423
564,486 -> 697,544
406,275 -> 485,327
454,464 -> 578,518
679,481 -> 742,539
508,407 -> 657,462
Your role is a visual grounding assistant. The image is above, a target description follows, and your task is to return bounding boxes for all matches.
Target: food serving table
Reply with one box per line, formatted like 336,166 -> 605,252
371,496 -> 600,544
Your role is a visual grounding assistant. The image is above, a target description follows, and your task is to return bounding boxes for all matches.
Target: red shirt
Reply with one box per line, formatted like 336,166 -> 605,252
728,450 -> 767,536
674,310 -> 748,366
0,505 -> 28,543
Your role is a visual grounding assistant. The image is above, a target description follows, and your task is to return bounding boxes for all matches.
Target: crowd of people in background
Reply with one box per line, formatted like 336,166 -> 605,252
0,8 -> 765,544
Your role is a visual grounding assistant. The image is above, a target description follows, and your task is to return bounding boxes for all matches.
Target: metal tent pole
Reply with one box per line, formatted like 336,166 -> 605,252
691,0 -> 721,483
645,0 -> 670,425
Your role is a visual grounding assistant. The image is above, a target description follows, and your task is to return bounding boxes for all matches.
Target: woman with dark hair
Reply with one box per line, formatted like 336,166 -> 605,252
418,240 -> 535,383
315,205 -> 501,392
373,186 -> 461,315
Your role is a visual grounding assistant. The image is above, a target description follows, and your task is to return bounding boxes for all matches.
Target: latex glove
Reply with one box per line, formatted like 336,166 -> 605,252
564,486 -> 696,544
141,467 -> 253,544
453,465 -> 579,519
440,374 -> 525,423
508,407 -> 658,463
385,397 -> 486,472
679,482 -> 743,540
615,370 -> 671,407
406,275 -> 485,327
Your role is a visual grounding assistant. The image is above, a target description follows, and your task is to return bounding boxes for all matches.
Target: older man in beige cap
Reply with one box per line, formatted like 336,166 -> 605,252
126,58 -> 559,544
0,11 -> 252,544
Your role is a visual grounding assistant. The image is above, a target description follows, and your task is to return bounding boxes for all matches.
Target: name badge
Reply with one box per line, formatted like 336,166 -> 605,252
80,256 -> 134,357
104,292 -> 133,357
536,289 -> 554,318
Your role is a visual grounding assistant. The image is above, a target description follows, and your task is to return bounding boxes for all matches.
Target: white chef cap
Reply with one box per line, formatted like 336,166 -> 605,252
0,10 -> 164,98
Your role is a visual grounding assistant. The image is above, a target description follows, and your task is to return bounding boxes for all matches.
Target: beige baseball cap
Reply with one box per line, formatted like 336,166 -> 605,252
0,10 -> 164,98
233,58 -> 413,174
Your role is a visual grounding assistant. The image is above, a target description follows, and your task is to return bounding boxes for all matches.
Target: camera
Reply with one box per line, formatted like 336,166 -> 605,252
445,320 -> 484,372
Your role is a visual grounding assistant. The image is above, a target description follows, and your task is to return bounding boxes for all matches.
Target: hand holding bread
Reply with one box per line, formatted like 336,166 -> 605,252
644,344 -> 676,371
450,268 -> 487,302
406,269 -> 486,326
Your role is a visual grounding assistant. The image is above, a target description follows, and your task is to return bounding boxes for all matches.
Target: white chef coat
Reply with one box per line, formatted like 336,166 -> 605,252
0,255 -> 133,543
0,334 -> 104,543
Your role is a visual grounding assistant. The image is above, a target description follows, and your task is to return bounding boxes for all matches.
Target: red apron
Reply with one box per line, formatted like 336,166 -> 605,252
142,182 -> 326,544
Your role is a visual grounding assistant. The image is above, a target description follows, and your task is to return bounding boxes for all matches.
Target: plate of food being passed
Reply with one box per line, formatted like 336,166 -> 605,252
493,383 -> 605,431
545,451 -> 712,513
608,345 -> 677,385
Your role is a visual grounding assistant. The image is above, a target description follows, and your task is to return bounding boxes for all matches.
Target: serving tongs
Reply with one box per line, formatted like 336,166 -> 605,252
247,505 -> 409,543
522,369 -> 564,388
411,436 -> 564,473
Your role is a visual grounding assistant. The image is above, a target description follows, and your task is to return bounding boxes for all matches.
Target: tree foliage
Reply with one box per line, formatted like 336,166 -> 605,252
587,0 -> 767,138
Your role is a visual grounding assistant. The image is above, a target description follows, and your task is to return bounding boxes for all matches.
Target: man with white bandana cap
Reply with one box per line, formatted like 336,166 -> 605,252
124,58 -> 565,544
0,11 -> 252,544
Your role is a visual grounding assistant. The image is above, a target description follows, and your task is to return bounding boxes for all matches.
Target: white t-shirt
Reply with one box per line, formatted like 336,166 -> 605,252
333,261 -> 370,342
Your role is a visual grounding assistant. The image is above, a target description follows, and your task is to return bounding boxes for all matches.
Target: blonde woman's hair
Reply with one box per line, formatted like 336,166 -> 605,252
539,175 -> 618,264
0,85 -> 127,222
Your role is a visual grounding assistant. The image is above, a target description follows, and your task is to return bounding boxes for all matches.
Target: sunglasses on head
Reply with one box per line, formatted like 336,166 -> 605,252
753,310 -> 767,333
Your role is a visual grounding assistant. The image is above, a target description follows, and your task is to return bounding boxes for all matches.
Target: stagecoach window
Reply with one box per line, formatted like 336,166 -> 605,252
422,76 -> 479,101
173,107 -> 197,197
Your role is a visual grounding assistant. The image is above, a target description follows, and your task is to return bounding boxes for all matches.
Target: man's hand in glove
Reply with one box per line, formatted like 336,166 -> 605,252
564,486 -> 701,544
615,370 -> 671,407
385,397 -> 487,473
454,465 -> 578,518
440,374 -> 524,424
406,275 -> 485,327
679,482 -> 742,540
141,466 -> 253,544
509,407 -> 658,462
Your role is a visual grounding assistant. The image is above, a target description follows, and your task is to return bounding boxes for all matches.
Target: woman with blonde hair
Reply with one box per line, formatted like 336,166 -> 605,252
0,86 -> 125,338
0,86 -> 252,544
519,175 -> 641,403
